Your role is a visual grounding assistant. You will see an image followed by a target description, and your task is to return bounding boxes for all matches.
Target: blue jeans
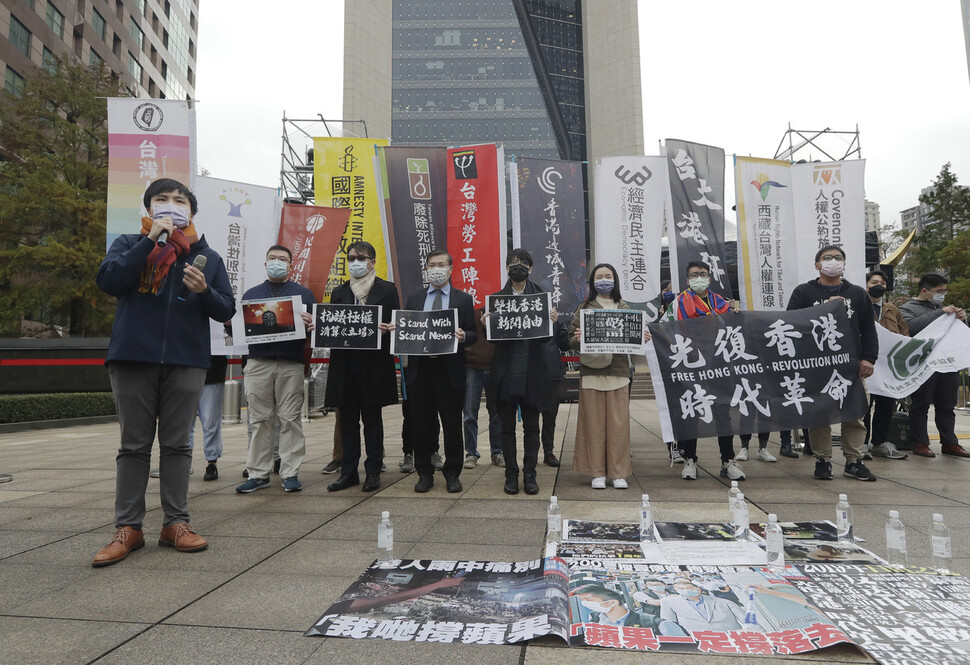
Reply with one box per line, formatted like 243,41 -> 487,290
463,368 -> 501,457
189,382 -> 224,462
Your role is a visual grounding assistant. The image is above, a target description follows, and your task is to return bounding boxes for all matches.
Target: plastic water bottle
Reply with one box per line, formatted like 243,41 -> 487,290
742,586 -> 759,631
728,481 -> 740,516
836,494 -> 854,543
733,493 -> 750,541
765,513 -> 785,570
885,510 -> 907,566
546,496 -> 562,546
930,513 -> 951,573
377,511 -> 393,562
639,494 -> 654,542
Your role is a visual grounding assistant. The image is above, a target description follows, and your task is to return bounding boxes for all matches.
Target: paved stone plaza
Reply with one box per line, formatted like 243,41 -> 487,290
2,400 -> 968,664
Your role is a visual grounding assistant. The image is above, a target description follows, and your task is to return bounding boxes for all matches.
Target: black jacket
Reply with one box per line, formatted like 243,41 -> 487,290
898,297 -> 946,335
401,286 -> 477,390
786,277 -> 878,364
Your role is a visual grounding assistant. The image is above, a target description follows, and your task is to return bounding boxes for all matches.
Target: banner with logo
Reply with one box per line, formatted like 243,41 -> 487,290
446,144 -> 507,307
194,175 -> 282,354
106,99 -> 196,248
868,314 -> 970,398
277,204 -> 350,302
734,157 -> 798,311
313,137 -> 390,299
665,139 -> 733,299
791,160 -> 866,287
376,146 -> 448,304
510,158 -> 587,322
645,300 -> 867,442
593,156 -> 668,308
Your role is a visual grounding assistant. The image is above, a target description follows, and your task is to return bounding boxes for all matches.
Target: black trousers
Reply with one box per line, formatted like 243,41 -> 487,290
863,394 -> 897,446
339,397 -> 384,479
540,404 -> 558,454
909,371 -> 959,447
412,358 -> 464,478
499,399 -> 540,478
678,436 -> 735,463
401,398 -> 438,455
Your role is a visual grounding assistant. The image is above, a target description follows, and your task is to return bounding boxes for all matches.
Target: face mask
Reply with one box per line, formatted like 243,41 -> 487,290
647,586 -> 664,593
427,267 -> 450,287
508,264 -> 530,282
662,291 -> 675,304
580,600 -> 610,613
677,588 -> 700,598
266,259 -> 289,280
868,285 -> 886,299
152,202 -> 191,228
688,277 -> 709,292
348,259 -> 371,279
820,260 -> 844,277
932,292 -> 946,305
594,279 -> 614,295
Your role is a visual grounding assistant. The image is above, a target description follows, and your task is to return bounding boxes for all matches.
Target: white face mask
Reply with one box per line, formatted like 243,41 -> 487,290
931,292 -> 946,305
688,277 -> 710,292
348,259 -> 371,279
677,587 -> 701,597
820,259 -> 845,277
152,202 -> 191,228
427,266 -> 450,287
266,259 -> 289,280
580,599 -> 611,613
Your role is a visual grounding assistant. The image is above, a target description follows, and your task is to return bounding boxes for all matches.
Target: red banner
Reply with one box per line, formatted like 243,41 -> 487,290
277,204 -> 350,301
446,144 -> 506,307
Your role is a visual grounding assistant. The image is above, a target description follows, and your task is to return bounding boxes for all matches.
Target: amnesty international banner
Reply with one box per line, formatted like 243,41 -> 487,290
313,137 -> 390,298
791,160 -> 866,287
734,156 -> 797,311
194,176 -> 282,354
868,313 -> 970,398
376,146 -> 448,303
593,156 -> 668,308
447,144 -> 507,307
277,204 -> 350,302
510,157 -> 587,322
106,99 -> 196,248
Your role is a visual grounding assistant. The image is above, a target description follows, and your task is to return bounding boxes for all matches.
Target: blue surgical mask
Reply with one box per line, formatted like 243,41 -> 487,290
932,292 -> 946,305
594,279 -> 614,295
152,203 -> 191,228
662,291 -> 675,304
677,588 -> 700,597
266,259 -> 289,280
348,259 -> 371,279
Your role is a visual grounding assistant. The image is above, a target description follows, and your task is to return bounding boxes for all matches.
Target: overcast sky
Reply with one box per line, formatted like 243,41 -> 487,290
195,0 -> 970,230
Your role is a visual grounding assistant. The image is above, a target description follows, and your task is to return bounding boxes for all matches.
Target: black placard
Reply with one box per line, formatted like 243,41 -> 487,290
485,293 -> 553,341
390,309 -> 459,356
311,304 -> 382,350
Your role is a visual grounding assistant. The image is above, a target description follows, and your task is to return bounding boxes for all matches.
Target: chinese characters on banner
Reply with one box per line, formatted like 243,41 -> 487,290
665,139 -> 733,298
509,158 -> 587,323
277,203 -> 350,302
389,309 -> 459,356
580,309 -> 646,355
868,313 -> 970,398
593,156 -> 668,308
446,144 -> 507,307
644,300 -> 867,442
105,98 -> 196,248
485,293 -> 554,341
313,137 -> 390,299
311,304 -> 382,350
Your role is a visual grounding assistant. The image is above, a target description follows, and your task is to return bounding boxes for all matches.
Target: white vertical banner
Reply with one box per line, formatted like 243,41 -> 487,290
791,160 -> 867,287
593,156 -> 668,308
734,156 -> 797,311
509,160 -> 521,248
194,175 -> 283,354
496,145 -> 508,270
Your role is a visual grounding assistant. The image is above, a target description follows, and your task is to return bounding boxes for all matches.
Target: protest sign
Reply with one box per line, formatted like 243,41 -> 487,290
311,304 -> 382,350
868,313 -> 970,398
237,296 -> 305,345
485,293 -> 553,341
580,309 -> 645,355
390,309 -> 458,356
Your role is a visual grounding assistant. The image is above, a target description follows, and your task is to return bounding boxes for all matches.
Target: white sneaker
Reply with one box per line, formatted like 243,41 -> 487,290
611,478 -> 628,489
591,476 -> 607,489
670,448 -> 685,464
735,447 -> 749,461
682,459 -> 697,480
756,448 -> 777,462
720,460 -> 746,481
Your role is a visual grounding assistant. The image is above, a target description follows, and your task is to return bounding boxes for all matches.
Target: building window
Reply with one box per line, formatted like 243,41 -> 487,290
9,16 -> 32,57
42,46 -> 57,74
46,2 -> 64,39
22,0 -> 35,9
129,16 -> 144,49
128,52 -> 142,85
5,66 -> 26,97
92,9 -> 107,41
90,47 -> 104,68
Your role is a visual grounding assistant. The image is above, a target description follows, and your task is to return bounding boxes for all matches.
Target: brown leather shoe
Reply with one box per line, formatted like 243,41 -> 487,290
913,443 -> 936,458
942,444 -> 970,459
92,526 -> 144,567
158,522 -> 208,552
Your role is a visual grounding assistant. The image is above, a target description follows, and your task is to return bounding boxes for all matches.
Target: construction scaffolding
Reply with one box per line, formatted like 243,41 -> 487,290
279,114 -> 369,204
774,124 -> 862,163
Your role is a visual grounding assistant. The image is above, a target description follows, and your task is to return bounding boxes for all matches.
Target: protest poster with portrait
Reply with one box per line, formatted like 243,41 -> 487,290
390,309 -> 458,356
580,309 -> 645,355
485,293 -> 553,341
311,304 -> 382,350
236,296 -> 305,345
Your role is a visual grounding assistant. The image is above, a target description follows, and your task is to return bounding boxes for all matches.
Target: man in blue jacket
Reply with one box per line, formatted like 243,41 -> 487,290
94,178 -> 235,567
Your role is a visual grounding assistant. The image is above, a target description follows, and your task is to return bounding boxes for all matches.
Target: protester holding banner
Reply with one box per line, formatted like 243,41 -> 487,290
93,178 -> 235,566
325,242 -> 400,492
486,249 -> 562,495
787,245 -> 878,481
899,273 -> 970,458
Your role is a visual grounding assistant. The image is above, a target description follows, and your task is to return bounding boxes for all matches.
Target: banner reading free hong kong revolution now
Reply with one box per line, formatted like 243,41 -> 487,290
106,98 -> 196,248
278,203 -> 350,302
313,137 -> 390,299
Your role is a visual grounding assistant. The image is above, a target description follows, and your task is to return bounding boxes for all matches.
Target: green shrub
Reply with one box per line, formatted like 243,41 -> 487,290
0,393 -> 116,424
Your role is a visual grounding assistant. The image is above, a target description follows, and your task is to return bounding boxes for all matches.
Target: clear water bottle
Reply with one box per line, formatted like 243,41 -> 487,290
639,493 -> 654,542
836,494 -> 854,543
728,480 -> 740,516
733,493 -> 750,541
546,495 -> 562,546
765,513 -> 785,570
885,510 -> 907,566
930,513 -> 951,573
377,510 -> 394,562
742,586 -> 759,631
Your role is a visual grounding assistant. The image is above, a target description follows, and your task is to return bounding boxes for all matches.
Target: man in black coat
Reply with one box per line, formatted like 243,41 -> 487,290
324,241 -> 400,492
392,250 -> 477,493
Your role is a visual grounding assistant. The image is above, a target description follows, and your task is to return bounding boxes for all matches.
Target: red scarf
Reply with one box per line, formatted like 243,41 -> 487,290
138,217 -> 199,294
677,289 -> 731,319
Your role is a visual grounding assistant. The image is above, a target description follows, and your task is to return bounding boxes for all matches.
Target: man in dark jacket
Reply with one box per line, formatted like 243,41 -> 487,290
787,244 -> 878,482
900,273 -> 970,458
93,178 -> 235,566
325,241 -> 400,492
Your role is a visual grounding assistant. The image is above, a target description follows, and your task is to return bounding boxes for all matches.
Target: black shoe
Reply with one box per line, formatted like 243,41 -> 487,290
802,443 -> 814,457
779,442 -> 799,459
844,460 -> 877,482
273,458 -> 281,475
813,458 -> 833,480
523,475 -> 539,495
543,452 -> 560,467
362,474 -> 381,492
504,476 -> 519,495
242,469 -> 249,478
445,476 -> 463,493
203,463 -> 218,481
321,459 -> 342,474
414,475 -> 434,493
327,475 -> 359,492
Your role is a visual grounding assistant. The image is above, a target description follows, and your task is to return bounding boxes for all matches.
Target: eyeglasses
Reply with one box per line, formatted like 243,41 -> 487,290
819,256 -> 844,263
266,255 -> 290,263
347,254 -> 372,261
687,272 -> 709,279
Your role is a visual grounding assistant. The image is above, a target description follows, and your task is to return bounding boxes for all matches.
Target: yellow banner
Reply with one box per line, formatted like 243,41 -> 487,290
313,137 -> 390,298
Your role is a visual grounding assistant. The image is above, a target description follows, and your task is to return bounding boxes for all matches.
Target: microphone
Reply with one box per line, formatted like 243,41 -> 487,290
156,230 -> 169,247
178,254 -> 208,301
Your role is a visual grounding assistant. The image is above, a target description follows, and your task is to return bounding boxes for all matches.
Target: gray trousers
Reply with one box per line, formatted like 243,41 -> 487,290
109,363 -> 206,529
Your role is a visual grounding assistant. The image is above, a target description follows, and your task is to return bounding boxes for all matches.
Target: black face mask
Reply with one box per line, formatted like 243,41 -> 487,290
868,285 -> 887,299
508,264 -> 530,282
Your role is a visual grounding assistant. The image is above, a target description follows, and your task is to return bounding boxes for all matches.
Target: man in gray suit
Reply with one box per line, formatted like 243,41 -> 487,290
659,581 -> 752,633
